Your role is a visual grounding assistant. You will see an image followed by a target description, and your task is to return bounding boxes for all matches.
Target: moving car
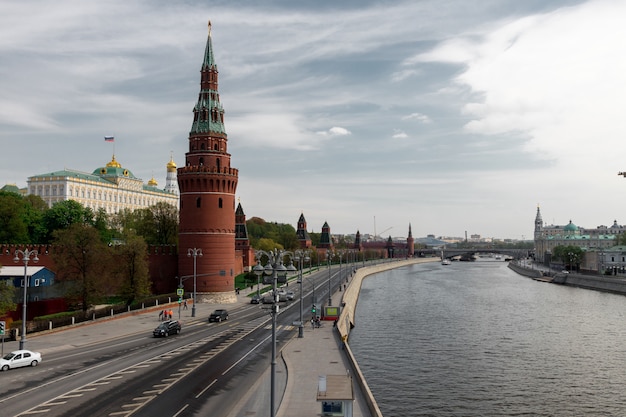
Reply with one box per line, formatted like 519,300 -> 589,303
153,320 -> 182,337
0,350 -> 42,371
250,294 -> 262,304
208,309 -> 229,322
285,290 -> 295,300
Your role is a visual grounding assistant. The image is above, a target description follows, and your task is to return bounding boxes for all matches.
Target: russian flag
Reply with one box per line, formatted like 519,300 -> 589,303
104,136 -> 115,142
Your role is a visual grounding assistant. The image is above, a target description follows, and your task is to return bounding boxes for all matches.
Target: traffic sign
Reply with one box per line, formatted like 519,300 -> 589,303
0,321 -> 5,336
176,288 -> 184,296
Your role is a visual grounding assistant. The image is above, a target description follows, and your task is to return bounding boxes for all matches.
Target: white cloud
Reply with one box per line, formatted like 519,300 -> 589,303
392,130 -> 408,139
402,113 -> 432,123
316,126 -> 352,137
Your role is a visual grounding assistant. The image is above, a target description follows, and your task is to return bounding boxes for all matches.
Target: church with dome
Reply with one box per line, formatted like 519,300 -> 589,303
26,154 -> 179,213
533,205 -> 626,264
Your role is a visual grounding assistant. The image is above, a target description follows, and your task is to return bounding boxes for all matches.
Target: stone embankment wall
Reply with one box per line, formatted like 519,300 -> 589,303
507,262 -> 543,278
337,258 -> 439,417
509,262 -> 626,295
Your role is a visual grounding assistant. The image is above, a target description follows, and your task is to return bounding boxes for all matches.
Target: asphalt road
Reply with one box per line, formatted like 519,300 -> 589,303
0,265 -> 349,417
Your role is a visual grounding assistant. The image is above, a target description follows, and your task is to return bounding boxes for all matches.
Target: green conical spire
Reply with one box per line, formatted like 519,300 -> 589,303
190,20 -> 226,135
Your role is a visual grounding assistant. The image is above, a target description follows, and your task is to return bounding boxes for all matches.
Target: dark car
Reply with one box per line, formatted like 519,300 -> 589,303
153,320 -> 181,337
250,294 -> 261,304
208,309 -> 229,322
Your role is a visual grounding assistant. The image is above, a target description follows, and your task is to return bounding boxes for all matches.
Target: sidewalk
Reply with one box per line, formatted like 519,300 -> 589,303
277,287 -> 370,417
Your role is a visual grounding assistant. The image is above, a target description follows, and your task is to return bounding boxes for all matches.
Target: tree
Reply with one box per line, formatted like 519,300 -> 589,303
51,224 -> 112,313
43,200 -> 94,242
0,191 -> 29,243
112,231 -> 151,306
0,278 -> 17,317
112,203 -> 178,245
150,202 -> 178,245
23,195 -> 48,243
552,245 -> 583,270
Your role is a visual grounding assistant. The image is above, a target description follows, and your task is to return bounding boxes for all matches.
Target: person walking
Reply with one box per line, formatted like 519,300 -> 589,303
159,310 -> 164,321
183,299 -> 188,310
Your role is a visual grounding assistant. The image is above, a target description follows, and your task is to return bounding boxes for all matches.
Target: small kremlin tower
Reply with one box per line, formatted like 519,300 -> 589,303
407,223 -> 414,258
296,212 -> 312,249
177,22 -> 239,303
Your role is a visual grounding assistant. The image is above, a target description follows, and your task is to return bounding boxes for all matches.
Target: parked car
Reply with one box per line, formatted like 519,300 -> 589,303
285,290 -> 295,301
208,309 -> 229,322
0,350 -> 42,371
153,320 -> 182,337
250,294 -> 262,304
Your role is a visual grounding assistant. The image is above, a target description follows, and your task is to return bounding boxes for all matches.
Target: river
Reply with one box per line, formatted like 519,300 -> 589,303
349,260 -> 626,416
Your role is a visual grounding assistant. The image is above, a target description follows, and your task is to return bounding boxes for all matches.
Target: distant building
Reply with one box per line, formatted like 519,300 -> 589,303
533,206 -> 620,263
26,155 -> 178,213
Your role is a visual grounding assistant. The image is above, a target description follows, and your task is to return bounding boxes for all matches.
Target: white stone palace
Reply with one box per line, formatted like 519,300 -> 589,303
27,154 -> 179,214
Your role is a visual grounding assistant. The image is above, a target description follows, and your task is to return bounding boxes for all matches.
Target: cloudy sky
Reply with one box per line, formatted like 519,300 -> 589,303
2,0 -> 625,240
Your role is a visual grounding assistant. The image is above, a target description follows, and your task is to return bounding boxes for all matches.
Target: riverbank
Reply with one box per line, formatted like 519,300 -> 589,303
335,257 -> 440,417
509,261 -> 626,295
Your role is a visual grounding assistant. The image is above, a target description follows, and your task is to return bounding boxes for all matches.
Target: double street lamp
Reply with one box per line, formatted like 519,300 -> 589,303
253,249 -> 296,417
326,251 -> 335,307
14,249 -> 39,350
187,248 -> 202,318
294,249 -> 310,338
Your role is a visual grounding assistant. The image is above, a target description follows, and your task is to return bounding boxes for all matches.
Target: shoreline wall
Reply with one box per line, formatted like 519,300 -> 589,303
336,258 -> 439,417
509,262 -> 626,295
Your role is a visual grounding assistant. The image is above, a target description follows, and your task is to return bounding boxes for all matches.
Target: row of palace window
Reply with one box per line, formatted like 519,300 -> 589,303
32,185 -> 166,207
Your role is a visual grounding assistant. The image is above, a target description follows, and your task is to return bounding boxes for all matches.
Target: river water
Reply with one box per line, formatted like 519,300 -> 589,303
349,260 -> 626,416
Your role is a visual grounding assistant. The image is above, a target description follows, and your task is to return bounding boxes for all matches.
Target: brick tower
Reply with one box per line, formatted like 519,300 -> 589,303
296,212 -> 312,249
177,22 -> 239,303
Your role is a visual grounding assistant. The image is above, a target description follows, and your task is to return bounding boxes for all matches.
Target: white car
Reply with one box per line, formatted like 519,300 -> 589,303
1,350 -> 42,371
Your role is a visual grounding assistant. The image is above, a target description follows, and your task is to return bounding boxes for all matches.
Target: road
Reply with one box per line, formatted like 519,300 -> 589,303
0,264 -> 351,417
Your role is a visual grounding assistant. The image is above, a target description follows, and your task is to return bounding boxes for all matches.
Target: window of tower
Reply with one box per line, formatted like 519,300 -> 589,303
199,157 -> 204,166
197,197 -> 201,208
218,198 -> 223,208
216,158 -> 221,171
214,144 -> 218,151
201,143 -> 206,150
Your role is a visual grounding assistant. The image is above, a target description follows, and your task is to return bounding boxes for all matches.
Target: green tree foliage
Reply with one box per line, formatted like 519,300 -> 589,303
112,231 -> 151,306
0,191 -> 29,243
552,245 -> 583,269
51,224 -> 112,313
43,200 -> 95,242
246,217 -> 297,250
0,278 -> 17,317
23,195 -> 48,243
616,232 -> 626,246
112,202 -> 178,245
255,238 -> 283,252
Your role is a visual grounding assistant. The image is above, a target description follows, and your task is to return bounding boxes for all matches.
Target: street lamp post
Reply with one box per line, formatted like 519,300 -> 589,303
327,251 -> 334,307
14,249 -> 39,350
294,249 -> 310,338
253,249 -> 296,417
187,248 -> 203,318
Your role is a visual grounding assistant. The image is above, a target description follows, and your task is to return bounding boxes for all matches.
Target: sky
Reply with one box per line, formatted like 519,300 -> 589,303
2,0 -> 626,241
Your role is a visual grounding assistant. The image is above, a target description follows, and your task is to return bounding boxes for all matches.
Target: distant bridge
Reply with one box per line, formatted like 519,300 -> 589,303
418,248 -> 530,260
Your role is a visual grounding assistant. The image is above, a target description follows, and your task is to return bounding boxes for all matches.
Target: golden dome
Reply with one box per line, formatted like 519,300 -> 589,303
148,176 -> 158,187
106,155 -> 122,168
167,156 -> 177,172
